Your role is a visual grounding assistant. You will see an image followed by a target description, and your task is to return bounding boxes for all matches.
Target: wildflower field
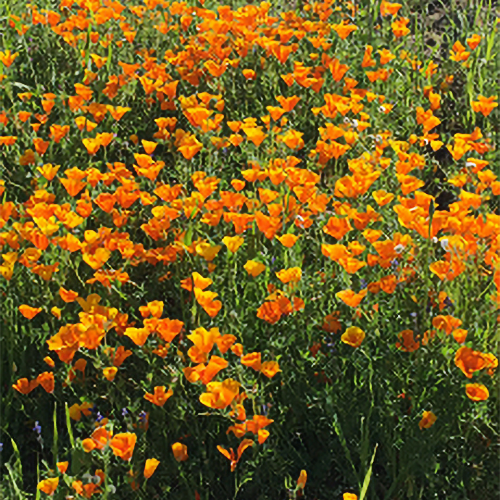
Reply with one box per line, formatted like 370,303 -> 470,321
0,0 -> 498,498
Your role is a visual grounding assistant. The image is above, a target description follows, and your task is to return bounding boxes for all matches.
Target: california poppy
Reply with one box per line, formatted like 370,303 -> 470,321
419,411 -> 437,429
465,383 -> 489,401
144,458 -> 160,478
110,433 -> 137,461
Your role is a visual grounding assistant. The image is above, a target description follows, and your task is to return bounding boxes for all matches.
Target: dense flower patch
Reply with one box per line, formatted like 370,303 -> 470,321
0,0 -> 498,498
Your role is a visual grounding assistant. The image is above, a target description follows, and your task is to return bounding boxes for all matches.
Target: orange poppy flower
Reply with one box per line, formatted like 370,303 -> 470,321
56,461 -> 68,474
452,328 -> 468,344
336,289 -> 367,307
144,386 -> 173,407
465,383 -> 489,401
172,443 -> 188,462
12,377 -> 39,394
241,352 -> 262,371
432,315 -> 462,335
466,34 -> 481,50
471,95 -> 498,117
455,346 -> 498,378
276,267 -> 302,284
297,470 -> 307,489
244,260 -> 266,277
261,361 -> 281,378
59,287 -> 79,303
276,234 -> 299,248
37,372 -> 55,393
144,458 -> 160,478
124,327 -> 151,347
380,0 -> 402,16
103,367 -> 118,381
199,378 -> 240,409
323,216 -> 352,240
396,330 -> 419,352
110,432 -> 137,461
419,411 -> 437,429
222,236 -> 244,253
217,439 -> 253,472
19,304 -> 42,319
37,478 -> 59,495
343,494 -> 358,500
341,326 -> 365,348
332,22 -> 358,40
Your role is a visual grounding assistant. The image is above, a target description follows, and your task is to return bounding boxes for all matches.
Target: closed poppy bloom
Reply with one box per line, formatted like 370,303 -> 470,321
244,260 -> 266,277
172,442 -> 188,462
452,328 -> 468,344
297,470 -> 307,489
50,307 -> 61,319
242,69 -> 256,80
144,458 -> 160,478
241,352 -> 262,371
103,367 -> 118,381
261,361 -> 281,378
419,411 -> 437,429
19,305 -> 42,319
110,433 -> 137,461
341,326 -> 365,348
82,438 -> 97,453
465,383 -> 489,401
343,494 -> 358,500
37,477 -> 59,495
44,356 -> 55,368
56,461 -> 68,474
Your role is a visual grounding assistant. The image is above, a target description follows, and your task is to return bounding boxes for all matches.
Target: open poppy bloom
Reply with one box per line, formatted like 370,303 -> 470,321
217,439 -> 253,471
19,304 -> 42,319
341,326 -> 365,348
465,383 -> 489,401
109,432 -> 137,461
144,386 -> 173,406
37,478 -> 59,495
199,378 -> 240,409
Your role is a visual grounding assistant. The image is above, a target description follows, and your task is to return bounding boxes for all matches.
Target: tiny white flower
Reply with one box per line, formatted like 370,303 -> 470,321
440,238 -> 450,251
394,244 -> 405,254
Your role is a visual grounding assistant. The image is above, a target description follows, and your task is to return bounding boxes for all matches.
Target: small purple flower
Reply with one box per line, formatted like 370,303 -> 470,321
138,411 -> 147,421
121,408 -> 129,416
33,421 -> 41,435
